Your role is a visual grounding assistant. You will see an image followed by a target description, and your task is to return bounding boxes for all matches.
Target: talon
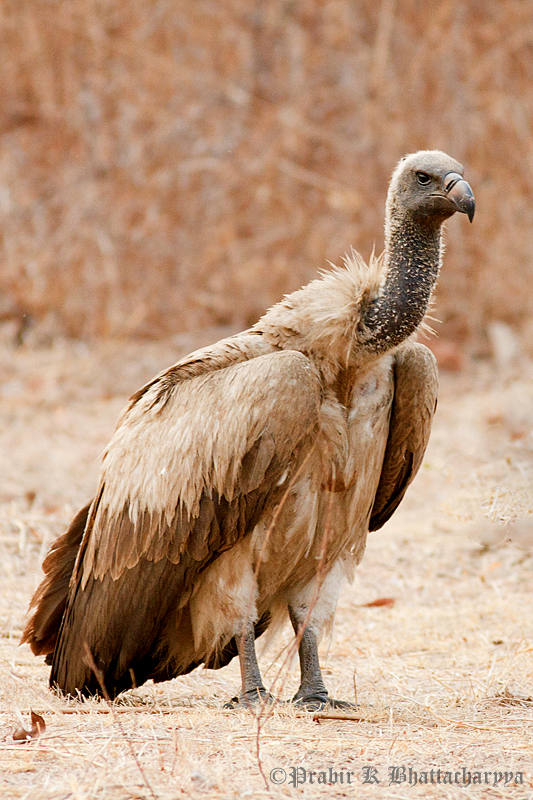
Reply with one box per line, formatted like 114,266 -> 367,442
223,695 -> 241,709
224,688 -> 274,709
326,698 -> 357,711
292,692 -> 329,711
292,693 -> 356,712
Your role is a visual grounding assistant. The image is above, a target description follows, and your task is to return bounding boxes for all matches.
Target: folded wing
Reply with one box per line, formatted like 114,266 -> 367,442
44,348 -> 321,697
369,343 -> 438,531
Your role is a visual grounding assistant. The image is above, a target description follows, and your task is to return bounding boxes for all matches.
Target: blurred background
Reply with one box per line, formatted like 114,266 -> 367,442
0,0 -> 532,360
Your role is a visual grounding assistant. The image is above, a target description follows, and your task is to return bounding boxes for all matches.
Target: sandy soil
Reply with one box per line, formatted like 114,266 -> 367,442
1,334 -> 532,799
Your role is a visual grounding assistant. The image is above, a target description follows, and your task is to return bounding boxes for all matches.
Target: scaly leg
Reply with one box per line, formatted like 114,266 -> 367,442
289,605 -> 354,711
224,619 -> 272,708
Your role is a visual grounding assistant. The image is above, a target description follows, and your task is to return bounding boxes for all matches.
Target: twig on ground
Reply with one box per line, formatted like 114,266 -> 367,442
312,711 -> 364,723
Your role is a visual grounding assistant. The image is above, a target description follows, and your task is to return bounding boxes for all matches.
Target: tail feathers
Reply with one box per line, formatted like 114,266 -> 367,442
21,502 -> 91,657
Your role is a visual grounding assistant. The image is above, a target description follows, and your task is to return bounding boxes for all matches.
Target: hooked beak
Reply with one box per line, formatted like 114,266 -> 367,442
443,172 -> 475,222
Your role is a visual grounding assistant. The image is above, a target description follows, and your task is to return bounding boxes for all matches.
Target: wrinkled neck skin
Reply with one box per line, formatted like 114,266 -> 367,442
362,203 -> 444,355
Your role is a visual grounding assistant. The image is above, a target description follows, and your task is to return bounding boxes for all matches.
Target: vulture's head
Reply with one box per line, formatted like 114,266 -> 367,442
388,150 -> 475,225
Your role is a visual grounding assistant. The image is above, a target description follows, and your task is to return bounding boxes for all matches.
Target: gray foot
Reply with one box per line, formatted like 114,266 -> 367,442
223,688 -> 274,709
292,692 -> 356,712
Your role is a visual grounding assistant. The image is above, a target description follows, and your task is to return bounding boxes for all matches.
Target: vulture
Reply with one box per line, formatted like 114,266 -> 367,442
22,151 -> 475,709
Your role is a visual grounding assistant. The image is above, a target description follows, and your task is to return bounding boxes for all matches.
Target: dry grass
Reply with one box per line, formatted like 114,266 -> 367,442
1,336 -> 533,799
1,1 -> 533,355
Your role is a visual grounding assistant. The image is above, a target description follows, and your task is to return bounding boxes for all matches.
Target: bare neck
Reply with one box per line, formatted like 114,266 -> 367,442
361,206 -> 443,354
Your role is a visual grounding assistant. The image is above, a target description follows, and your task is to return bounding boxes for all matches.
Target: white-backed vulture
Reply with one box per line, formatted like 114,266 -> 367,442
22,151 -> 475,708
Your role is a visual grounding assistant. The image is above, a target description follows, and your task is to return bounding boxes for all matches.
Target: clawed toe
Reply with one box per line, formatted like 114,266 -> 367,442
223,689 -> 274,709
292,693 -> 356,712
324,698 -> 357,711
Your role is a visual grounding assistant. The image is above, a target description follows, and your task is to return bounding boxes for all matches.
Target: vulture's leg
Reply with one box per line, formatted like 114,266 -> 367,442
224,620 -> 272,708
289,605 -> 328,708
289,605 -> 355,711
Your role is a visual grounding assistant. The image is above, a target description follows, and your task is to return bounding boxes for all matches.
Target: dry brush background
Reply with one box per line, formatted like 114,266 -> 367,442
1,2 -> 533,799
0,0 -> 532,351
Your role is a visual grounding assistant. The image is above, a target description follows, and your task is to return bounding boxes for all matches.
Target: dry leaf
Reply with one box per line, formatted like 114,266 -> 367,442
13,711 -> 46,742
363,597 -> 396,608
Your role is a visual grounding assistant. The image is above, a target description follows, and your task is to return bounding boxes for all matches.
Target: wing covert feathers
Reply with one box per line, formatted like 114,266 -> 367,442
82,348 -> 321,584
369,343 -> 438,531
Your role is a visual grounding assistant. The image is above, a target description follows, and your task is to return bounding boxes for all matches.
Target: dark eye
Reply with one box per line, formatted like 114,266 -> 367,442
416,172 -> 431,186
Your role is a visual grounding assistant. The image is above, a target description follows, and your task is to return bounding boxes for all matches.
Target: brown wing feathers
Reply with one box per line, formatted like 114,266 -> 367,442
50,482 -> 284,697
26,348 -> 321,697
369,343 -> 438,531
21,502 -> 91,660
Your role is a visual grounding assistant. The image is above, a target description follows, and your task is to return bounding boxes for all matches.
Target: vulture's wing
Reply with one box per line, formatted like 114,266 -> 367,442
48,348 -> 321,698
369,343 -> 438,531
22,330 -> 272,661
21,503 -> 91,660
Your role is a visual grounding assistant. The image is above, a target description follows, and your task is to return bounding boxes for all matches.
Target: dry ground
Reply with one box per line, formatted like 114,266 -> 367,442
1,334 -> 532,799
